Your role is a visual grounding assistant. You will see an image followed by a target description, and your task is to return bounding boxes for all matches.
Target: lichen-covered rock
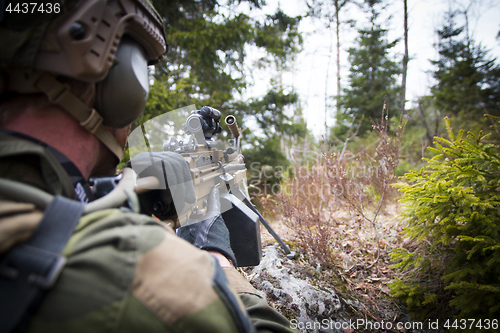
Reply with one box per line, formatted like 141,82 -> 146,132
249,245 -> 350,332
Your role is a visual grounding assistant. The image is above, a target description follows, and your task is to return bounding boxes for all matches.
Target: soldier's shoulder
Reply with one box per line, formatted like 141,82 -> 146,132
28,209 -> 240,332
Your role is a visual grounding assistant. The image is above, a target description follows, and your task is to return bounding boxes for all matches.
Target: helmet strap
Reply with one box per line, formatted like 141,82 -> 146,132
32,72 -> 124,161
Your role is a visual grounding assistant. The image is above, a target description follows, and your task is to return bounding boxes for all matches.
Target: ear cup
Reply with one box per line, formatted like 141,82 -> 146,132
95,36 -> 149,128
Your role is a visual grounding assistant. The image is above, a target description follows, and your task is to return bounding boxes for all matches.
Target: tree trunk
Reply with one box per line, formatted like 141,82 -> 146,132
336,0 -> 341,117
325,28 -> 334,142
401,0 -> 408,115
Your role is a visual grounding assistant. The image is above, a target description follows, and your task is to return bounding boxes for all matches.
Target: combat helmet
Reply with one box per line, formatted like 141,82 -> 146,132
0,0 -> 167,161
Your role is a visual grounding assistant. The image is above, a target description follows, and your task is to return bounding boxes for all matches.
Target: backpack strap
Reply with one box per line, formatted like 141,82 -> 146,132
0,195 -> 85,332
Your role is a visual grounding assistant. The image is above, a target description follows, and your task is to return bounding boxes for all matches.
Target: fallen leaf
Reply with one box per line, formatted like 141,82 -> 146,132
380,238 -> 389,248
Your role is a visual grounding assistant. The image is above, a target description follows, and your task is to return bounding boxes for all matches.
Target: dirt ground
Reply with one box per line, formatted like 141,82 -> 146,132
240,208 -> 442,333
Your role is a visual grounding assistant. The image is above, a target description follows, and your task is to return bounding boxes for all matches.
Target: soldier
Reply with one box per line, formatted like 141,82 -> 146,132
0,1 -> 294,332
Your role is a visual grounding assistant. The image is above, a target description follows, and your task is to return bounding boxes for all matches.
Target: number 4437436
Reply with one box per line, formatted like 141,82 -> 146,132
444,319 -> 498,330
5,2 -> 61,14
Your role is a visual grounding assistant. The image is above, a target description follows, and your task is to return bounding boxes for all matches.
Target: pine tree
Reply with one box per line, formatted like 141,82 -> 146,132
334,0 -> 401,138
431,11 -> 500,124
390,116 -> 500,326
144,0 -> 258,115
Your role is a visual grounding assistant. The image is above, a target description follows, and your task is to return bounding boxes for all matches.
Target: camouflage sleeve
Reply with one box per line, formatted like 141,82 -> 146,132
24,210 -> 258,333
223,267 -> 296,333
240,294 -> 297,333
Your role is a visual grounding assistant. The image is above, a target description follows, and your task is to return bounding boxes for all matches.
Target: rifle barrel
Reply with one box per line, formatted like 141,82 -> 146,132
225,115 -> 240,139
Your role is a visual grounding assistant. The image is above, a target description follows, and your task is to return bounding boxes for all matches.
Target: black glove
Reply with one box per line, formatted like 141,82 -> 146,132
176,186 -> 236,266
128,151 -> 196,220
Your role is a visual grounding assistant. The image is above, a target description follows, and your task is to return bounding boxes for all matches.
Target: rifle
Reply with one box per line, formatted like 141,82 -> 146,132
93,105 -> 295,266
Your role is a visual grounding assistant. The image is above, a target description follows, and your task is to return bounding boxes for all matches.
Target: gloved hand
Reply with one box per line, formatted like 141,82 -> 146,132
176,186 -> 236,267
128,151 -> 196,220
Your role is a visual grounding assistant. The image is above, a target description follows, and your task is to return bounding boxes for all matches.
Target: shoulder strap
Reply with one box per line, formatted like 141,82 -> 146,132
0,195 -> 85,333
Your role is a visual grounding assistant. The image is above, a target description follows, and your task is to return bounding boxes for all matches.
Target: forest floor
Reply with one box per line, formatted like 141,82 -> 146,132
241,206 -> 442,333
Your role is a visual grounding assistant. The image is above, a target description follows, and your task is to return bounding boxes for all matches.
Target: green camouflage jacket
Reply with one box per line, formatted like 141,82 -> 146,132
0,131 -> 295,333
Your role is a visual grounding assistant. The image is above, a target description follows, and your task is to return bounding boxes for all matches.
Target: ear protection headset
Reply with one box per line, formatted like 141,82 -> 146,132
95,36 -> 149,128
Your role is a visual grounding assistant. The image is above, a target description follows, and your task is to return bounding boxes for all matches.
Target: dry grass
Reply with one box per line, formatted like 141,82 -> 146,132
254,106 -> 414,324
257,203 -> 410,325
